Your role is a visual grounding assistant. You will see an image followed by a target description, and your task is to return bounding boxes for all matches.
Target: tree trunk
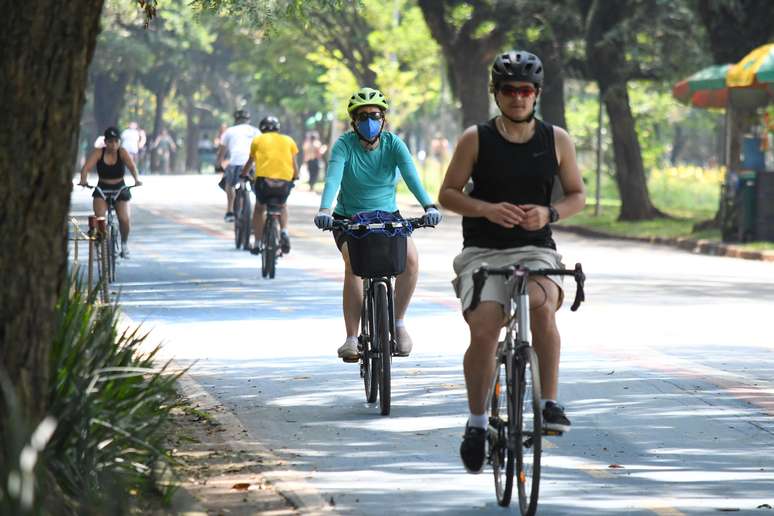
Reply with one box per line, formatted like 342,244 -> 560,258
454,53 -> 492,129
185,99 -> 199,173
535,39 -> 567,129
603,83 -> 662,220
150,89 -> 166,172
583,0 -> 661,221
0,0 -> 105,427
93,70 -> 129,135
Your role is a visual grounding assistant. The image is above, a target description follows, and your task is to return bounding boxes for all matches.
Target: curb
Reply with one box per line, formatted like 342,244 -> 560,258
554,224 -> 774,262
174,371 -> 337,515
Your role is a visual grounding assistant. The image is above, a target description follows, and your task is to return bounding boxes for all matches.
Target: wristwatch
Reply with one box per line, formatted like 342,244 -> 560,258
548,205 -> 560,224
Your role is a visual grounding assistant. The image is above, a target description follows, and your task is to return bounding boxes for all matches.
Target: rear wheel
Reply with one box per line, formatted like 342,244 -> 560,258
374,282 -> 391,416
262,217 -> 278,279
234,188 -> 252,249
490,357 -> 514,507
233,190 -> 243,248
515,346 -> 542,516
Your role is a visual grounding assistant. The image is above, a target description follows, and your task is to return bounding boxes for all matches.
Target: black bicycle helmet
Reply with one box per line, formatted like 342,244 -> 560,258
104,126 -> 120,140
491,50 -> 544,89
259,116 -> 280,132
234,109 -> 250,122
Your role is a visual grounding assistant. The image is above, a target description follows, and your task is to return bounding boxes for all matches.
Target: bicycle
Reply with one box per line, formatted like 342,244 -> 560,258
254,178 -> 294,279
84,184 -> 135,283
326,212 -> 434,416
233,177 -> 252,250
469,262 -> 585,515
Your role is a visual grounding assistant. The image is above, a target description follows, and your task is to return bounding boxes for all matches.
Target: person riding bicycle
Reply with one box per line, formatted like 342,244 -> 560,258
78,126 -> 143,258
313,87 -> 442,361
437,50 -> 586,473
216,109 -> 260,222
241,116 -> 299,255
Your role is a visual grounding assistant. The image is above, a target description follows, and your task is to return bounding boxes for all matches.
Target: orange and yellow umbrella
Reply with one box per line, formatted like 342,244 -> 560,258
727,43 -> 774,87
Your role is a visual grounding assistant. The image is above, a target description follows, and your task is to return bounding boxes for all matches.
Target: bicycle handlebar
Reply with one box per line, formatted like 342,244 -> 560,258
325,217 -> 435,232
469,262 -> 585,313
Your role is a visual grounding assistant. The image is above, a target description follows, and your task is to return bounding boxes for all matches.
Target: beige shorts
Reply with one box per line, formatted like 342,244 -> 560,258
452,246 -> 565,313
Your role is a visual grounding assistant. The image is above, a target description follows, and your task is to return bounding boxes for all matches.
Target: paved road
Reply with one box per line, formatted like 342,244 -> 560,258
70,174 -> 774,515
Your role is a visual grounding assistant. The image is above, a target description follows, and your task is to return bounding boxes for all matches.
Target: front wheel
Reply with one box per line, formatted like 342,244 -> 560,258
108,221 -> 119,283
515,346 -> 542,516
374,282 -> 391,416
490,356 -> 514,507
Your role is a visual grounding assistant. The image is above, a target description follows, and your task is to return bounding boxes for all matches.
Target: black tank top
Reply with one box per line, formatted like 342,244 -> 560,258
462,118 -> 559,250
97,148 -> 125,180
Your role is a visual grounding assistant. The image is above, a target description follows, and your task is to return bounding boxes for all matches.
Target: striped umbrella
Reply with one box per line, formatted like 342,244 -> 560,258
672,64 -> 731,108
727,43 -> 774,87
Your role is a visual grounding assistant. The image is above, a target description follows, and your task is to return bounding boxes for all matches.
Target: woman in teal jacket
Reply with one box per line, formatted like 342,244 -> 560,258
314,87 -> 442,361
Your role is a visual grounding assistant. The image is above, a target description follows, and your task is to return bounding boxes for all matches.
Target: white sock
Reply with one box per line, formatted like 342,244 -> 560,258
345,336 -> 358,345
281,228 -> 289,236
468,413 -> 488,429
395,319 -> 406,328
540,399 -> 557,410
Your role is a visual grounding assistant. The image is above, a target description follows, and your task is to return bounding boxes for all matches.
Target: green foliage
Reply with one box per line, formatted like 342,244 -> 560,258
43,275 -> 183,513
0,272 -> 182,514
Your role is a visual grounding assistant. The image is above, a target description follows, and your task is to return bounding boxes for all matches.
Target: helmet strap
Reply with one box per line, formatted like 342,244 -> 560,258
494,95 -> 537,124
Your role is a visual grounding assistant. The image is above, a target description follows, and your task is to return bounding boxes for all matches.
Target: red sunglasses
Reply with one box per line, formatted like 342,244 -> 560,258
498,84 -> 537,98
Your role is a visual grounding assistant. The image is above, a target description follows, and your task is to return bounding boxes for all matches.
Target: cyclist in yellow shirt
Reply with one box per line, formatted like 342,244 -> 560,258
241,116 -> 299,254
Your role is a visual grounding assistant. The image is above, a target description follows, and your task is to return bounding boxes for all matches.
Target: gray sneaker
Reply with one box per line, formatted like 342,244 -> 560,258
337,339 -> 359,362
395,326 -> 413,356
120,242 -> 129,259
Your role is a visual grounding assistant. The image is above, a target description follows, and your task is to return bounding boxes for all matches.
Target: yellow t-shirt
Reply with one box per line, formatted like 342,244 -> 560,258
249,133 -> 299,181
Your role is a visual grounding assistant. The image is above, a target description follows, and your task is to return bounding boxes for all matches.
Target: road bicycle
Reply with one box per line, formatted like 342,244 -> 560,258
469,263 -> 585,515
85,184 -> 135,283
233,176 -> 252,250
327,212 -> 434,416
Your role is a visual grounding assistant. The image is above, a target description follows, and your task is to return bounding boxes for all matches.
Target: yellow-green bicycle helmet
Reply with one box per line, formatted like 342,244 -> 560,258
347,87 -> 389,115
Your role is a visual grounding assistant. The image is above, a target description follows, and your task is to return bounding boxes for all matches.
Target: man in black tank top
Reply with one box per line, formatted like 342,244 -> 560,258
438,50 -> 586,473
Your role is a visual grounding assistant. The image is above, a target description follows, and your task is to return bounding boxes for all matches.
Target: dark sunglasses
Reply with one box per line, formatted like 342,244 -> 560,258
105,137 -> 120,143
498,84 -> 537,98
354,111 -> 385,122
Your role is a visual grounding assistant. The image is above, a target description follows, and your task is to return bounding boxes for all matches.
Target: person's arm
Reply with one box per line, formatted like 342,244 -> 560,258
438,126 -> 526,228
318,138 -> 347,212
120,148 -> 142,186
215,145 -> 227,170
79,149 -> 100,186
292,158 -> 299,181
241,157 -> 253,178
518,127 -> 586,230
394,137 -> 434,208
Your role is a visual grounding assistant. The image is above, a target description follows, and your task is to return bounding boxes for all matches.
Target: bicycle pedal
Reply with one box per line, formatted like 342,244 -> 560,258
543,429 -> 564,437
341,356 -> 360,363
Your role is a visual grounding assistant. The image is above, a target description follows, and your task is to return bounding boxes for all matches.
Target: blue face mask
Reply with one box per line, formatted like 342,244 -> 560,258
356,118 -> 383,140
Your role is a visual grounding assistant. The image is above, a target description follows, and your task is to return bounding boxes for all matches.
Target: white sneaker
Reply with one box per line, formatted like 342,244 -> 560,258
396,326 -> 413,356
337,338 -> 359,362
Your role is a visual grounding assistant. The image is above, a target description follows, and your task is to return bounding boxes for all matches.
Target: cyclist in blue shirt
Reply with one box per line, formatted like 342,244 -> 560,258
314,87 -> 442,361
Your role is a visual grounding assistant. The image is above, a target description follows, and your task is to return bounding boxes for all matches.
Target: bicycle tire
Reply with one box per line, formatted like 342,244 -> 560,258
374,282 -> 391,416
262,217 -> 278,279
490,355 -> 514,506
515,346 -> 542,516
108,221 -> 118,283
233,191 -> 243,248
241,190 -> 252,249
268,218 -> 278,279
361,293 -> 378,403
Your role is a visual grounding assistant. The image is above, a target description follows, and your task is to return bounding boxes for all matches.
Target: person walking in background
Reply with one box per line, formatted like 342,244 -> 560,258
152,128 -> 177,174
216,110 -> 260,221
303,131 -> 326,192
121,121 -> 145,169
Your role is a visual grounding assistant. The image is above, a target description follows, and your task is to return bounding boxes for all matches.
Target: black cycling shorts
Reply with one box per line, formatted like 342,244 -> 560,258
93,181 -> 131,202
255,177 -> 293,205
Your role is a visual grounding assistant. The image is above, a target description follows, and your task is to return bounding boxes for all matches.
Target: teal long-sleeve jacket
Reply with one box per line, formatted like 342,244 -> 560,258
319,131 -> 433,217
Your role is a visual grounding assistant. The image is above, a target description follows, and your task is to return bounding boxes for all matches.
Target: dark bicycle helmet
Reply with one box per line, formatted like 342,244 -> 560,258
259,116 -> 280,132
104,126 -> 120,140
234,109 -> 250,122
491,50 -> 544,89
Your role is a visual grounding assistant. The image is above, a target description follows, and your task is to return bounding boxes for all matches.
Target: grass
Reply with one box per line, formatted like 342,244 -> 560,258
400,160 -> 773,251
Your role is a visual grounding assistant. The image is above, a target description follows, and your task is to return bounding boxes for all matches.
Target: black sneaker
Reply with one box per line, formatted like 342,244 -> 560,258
250,243 -> 262,256
459,423 -> 487,474
224,211 -> 235,222
280,232 -> 291,254
542,401 -> 571,434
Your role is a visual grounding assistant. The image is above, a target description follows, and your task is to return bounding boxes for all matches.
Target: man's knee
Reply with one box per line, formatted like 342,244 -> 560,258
466,303 -> 503,345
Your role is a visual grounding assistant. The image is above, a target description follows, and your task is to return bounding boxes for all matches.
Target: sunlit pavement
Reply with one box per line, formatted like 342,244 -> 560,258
70,174 -> 774,515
